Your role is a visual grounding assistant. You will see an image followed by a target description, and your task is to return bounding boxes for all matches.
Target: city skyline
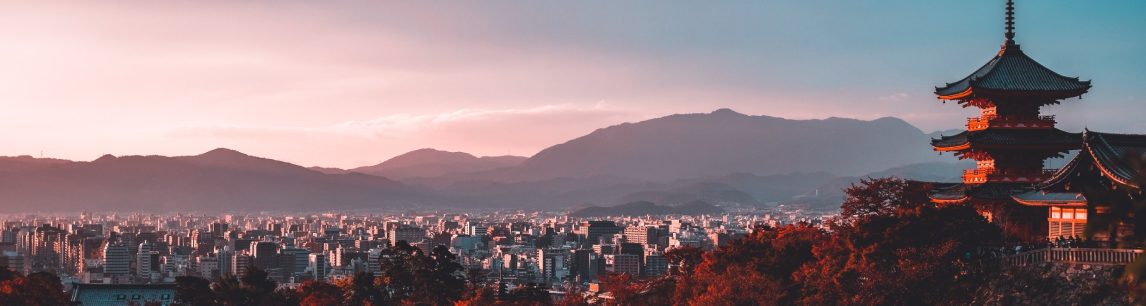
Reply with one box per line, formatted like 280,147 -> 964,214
2,1 -> 1144,168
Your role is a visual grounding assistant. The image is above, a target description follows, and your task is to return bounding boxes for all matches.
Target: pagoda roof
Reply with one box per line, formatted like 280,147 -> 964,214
931,128 -> 1082,150
935,43 -> 1091,100
1011,190 -> 1086,206
1037,131 -> 1146,189
930,182 -> 1033,202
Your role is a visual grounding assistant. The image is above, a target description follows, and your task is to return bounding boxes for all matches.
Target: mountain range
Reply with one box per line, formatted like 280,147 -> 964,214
0,109 -> 974,213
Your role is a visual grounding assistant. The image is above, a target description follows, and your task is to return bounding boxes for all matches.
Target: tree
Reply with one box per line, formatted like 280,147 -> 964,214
212,267 -> 280,306
296,280 -> 343,306
839,177 -> 932,223
0,269 -> 69,306
663,246 -> 704,277
174,275 -> 215,306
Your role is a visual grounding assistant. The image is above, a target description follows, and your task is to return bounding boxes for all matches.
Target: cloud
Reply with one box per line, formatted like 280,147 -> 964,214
879,93 -> 910,102
167,103 -> 643,167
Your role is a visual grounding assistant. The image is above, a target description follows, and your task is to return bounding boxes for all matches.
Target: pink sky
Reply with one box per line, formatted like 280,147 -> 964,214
1,1 -> 1141,168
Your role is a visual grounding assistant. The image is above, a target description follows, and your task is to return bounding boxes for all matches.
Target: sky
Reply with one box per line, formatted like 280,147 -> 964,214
1,1 -> 1143,168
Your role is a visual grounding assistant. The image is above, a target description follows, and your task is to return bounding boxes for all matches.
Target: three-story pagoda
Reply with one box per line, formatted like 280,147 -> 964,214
929,0 -> 1091,239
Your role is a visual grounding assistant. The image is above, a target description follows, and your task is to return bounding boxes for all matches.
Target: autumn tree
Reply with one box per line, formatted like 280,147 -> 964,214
0,269 -> 70,306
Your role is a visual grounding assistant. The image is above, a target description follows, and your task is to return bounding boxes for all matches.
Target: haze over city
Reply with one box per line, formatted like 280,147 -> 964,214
4,1 -> 1146,305
2,0 -> 1144,168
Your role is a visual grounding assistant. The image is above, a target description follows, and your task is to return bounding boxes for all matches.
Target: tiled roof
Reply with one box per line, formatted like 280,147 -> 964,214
1084,132 -> 1146,188
930,182 -> 1032,201
935,43 -> 1091,98
1011,191 -> 1086,205
931,129 -> 1082,149
1034,131 -> 1146,190
70,284 -> 176,306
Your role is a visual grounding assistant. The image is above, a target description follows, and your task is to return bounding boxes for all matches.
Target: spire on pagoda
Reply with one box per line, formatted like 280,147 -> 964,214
934,0 -> 1091,104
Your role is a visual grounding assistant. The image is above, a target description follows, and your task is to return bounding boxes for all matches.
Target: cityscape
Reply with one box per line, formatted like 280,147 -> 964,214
0,206 -> 832,298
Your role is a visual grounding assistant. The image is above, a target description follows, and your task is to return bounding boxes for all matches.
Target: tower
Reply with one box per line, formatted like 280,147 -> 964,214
930,0 -> 1090,239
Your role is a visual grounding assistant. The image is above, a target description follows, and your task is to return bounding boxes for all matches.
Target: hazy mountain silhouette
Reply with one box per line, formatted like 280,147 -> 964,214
0,110 -> 977,212
568,200 -> 724,217
477,109 -> 945,182
327,149 -> 527,179
0,149 -> 422,212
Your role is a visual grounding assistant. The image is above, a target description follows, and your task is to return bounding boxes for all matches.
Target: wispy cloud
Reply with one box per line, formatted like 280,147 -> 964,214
167,103 -> 642,166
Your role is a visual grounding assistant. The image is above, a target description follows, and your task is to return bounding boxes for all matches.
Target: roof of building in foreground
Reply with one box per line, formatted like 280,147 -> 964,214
70,283 -> 176,306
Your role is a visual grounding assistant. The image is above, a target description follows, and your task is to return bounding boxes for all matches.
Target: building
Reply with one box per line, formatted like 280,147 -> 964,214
605,254 -> 640,277
70,283 -> 175,306
389,227 -> 426,246
644,254 -> 668,277
1011,132 -> 1146,243
250,241 -> 278,269
537,249 -> 569,284
928,1 -> 1092,240
103,243 -> 131,277
309,253 -> 330,280
581,221 -> 622,245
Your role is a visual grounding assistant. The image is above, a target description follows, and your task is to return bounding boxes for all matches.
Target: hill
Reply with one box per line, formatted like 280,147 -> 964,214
568,200 -> 724,217
346,149 -> 526,179
485,109 -> 945,182
0,149 -> 424,212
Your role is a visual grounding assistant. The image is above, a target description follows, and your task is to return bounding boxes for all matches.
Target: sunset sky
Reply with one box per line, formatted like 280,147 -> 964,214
1,0 -> 1143,168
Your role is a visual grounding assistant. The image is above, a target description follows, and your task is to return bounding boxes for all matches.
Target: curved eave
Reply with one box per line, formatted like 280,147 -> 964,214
1012,199 -> 1086,207
1011,193 -> 1087,207
933,143 -> 971,151
930,196 -> 968,204
936,87 -> 1091,101
1085,140 -> 1140,189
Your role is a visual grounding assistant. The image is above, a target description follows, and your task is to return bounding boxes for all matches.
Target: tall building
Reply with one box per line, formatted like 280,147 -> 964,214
581,221 -> 622,245
308,253 -> 330,280
136,241 -> 154,280
233,253 -> 252,278
929,0 -> 1092,240
103,243 -> 130,277
537,249 -> 568,284
250,241 -> 278,269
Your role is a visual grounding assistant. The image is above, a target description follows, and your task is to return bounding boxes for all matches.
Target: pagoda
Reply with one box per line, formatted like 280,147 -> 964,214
929,0 -> 1091,239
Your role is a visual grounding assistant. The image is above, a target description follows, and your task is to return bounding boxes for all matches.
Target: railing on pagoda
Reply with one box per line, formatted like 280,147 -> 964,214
963,168 -> 1058,184
967,114 -> 1056,131
1004,248 -> 1144,266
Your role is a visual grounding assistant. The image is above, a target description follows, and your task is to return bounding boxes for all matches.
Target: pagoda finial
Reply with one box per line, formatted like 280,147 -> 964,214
1005,0 -> 1016,43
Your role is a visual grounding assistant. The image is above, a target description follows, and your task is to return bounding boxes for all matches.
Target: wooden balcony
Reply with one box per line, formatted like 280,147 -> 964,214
1004,248 -> 1143,266
967,115 -> 1056,131
963,168 -> 1057,184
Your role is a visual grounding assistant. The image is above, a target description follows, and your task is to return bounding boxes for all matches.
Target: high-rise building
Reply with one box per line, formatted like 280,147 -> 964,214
103,243 -> 130,277
250,241 -> 278,269
537,249 -> 568,284
233,253 -> 252,278
308,253 -> 329,280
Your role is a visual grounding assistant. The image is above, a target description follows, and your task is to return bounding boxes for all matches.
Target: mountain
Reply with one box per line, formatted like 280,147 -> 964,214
0,149 -> 424,212
348,149 -> 526,179
481,109 -> 945,182
568,200 -> 724,217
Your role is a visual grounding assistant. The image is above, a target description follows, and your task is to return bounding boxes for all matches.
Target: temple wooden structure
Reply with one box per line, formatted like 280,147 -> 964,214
928,0 -> 1095,240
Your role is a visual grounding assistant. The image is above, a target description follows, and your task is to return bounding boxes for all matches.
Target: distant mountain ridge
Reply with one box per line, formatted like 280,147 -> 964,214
0,109 -> 974,212
569,200 -> 724,217
481,109 -> 945,182
0,149 -> 421,212
312,149 -> 526,179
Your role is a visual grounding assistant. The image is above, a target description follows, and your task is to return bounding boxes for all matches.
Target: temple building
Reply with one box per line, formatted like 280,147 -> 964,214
927,0 -> 1121,240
